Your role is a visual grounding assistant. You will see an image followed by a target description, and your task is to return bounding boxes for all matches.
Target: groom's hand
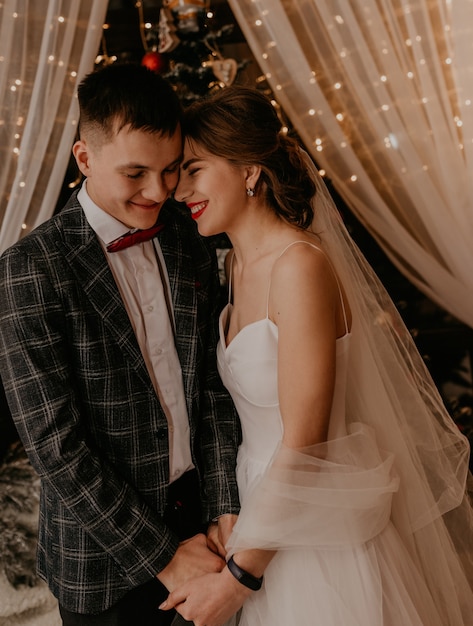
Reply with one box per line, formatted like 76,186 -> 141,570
157,533 -> 225,591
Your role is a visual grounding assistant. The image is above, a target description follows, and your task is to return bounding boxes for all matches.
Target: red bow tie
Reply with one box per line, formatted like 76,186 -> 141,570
106,224 -> 164,253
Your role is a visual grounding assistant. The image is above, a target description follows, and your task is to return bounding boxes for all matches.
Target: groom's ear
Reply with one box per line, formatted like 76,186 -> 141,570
72,139 -> 93,177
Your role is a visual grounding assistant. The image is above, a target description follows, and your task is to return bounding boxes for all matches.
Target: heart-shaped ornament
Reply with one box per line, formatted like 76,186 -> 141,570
212,58 -> 238,86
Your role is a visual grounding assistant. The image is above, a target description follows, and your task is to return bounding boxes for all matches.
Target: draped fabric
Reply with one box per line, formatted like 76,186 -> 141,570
0,0 -> 108,254
228,0 -> 473,327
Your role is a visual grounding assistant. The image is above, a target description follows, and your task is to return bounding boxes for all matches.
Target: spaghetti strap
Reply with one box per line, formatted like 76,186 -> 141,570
227,250 -> 236,305
267,241 -> 349,335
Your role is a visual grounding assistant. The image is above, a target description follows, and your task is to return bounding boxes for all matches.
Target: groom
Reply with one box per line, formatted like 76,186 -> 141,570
0,63 -> 241,625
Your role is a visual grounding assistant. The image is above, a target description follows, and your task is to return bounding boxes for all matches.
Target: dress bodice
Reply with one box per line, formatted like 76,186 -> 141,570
217,305 -> 351,469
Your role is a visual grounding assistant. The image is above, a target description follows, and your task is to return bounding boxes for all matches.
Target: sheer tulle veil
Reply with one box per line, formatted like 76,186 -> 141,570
226,152 -> 473,622
308,152 -> 472,514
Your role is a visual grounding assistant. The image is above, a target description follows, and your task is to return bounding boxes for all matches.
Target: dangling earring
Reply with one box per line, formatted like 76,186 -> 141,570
246,187 -> 255,197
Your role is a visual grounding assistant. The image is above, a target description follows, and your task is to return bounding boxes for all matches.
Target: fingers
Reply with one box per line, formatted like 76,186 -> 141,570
157,532 -> 225,590
159,588 -> 186,611
163,569 -> 250,626
207,522 -> 226,558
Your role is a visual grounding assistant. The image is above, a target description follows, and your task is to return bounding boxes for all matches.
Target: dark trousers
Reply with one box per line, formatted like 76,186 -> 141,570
59,470 -> 204,626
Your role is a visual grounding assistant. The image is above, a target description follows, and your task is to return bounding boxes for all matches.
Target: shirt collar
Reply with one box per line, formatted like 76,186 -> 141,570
78,180 -> 130,247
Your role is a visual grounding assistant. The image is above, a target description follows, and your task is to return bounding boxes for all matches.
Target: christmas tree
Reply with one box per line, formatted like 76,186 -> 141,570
140,0 -> 249,105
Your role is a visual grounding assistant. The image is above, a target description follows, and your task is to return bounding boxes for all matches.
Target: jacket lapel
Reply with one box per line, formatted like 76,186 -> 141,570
58,201 -> 154,391
158,213 -> 198,407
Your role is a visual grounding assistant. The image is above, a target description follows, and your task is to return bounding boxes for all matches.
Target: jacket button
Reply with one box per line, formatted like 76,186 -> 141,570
156,427 -> 168,440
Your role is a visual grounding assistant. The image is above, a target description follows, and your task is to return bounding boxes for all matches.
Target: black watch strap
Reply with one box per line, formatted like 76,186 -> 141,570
227,555 -> 263,591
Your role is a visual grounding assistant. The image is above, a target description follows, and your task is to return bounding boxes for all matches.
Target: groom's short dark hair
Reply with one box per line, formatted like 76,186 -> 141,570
77,63 -> 181,144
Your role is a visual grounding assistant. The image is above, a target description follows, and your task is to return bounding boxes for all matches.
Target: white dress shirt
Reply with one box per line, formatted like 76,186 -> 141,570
78,182 -> 193,483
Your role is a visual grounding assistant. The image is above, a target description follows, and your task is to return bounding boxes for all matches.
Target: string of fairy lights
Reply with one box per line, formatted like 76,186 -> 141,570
6,0 -> 467,225
225,2 -> 472,190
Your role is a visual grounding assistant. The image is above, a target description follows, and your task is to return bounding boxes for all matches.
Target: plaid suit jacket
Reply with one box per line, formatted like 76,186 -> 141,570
0,191 -> 241,613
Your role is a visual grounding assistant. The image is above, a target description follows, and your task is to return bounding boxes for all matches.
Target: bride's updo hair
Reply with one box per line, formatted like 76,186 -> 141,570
181,86 -> 316,229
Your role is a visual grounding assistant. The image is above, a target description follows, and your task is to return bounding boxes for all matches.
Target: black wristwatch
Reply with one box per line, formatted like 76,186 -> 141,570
227,555 -> 264,591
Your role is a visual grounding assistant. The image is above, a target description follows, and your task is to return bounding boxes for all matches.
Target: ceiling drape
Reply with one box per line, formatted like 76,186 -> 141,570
228,0 -> 473,327
0,0 -> 108,254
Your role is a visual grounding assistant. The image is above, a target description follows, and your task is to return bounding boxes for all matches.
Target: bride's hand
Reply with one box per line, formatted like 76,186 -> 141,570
207,513 -> 238,558
159,566 -> 252,626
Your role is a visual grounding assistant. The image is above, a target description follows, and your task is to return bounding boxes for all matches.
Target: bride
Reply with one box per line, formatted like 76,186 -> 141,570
160,85 -> 473,626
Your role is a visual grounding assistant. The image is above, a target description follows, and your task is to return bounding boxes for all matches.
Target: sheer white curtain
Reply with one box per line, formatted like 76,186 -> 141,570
0,0 -> 108,254
228,0 -> 473,327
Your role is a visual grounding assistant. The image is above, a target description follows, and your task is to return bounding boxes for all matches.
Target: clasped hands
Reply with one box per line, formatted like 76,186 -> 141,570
157,514 -> 252,626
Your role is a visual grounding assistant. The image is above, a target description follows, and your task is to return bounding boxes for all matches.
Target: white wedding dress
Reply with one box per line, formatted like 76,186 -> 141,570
217,242 -> 449,626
